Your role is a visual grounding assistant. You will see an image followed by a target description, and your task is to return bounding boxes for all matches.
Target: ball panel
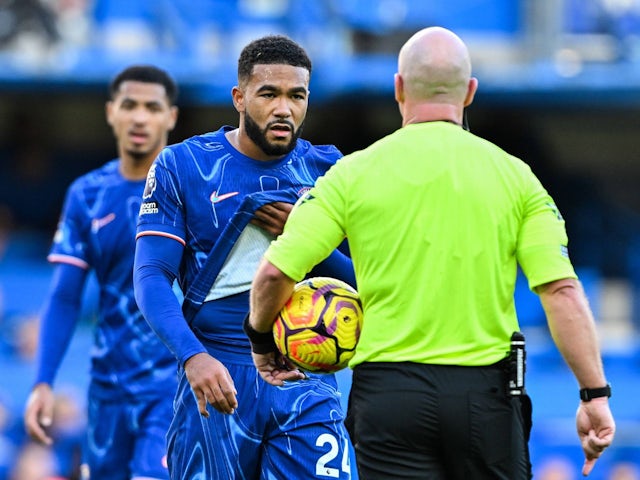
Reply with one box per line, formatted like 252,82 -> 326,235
273,277 -> 363,373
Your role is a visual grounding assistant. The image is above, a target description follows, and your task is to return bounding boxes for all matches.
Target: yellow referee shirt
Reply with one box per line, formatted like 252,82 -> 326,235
265,121 -> 576,367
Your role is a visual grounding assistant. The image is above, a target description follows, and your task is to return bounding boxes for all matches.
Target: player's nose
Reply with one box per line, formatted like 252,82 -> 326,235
132,106 -> 152,123
273,97 -> 292,117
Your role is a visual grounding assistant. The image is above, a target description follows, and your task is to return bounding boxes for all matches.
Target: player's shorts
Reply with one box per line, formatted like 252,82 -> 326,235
83,383 -> 172,480
346,361 -> 532,480
167,349 -> 353,480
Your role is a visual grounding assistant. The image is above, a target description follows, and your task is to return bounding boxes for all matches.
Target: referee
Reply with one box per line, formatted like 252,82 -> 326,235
246,26 -> 615,479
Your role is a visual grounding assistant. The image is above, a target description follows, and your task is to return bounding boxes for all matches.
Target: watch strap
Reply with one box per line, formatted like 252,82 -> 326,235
579,384 -> 611,402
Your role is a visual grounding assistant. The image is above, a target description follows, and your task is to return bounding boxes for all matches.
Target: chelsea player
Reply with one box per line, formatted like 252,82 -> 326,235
133,35 -> 356,479
24,65 -> 179,479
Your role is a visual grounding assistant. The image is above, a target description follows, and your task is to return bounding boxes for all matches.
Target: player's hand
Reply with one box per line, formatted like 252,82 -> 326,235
576,398 -> 615,476
250,202 -> 293,236
251,351 -> 306,386
184,353 -> 238,416
24,383 -> 55,445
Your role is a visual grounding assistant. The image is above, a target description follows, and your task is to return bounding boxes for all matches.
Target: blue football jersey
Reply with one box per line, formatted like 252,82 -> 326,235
49,160 -> 176,398
137,126 -> 342,345
136,128 -> 353,479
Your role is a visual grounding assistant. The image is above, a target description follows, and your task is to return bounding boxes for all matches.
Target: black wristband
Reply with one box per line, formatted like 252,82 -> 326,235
243,313 -> 278,354
579,384 -> 611,402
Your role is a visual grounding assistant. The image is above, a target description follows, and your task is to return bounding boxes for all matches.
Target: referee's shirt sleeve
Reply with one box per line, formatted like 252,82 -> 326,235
516,172 -> 577,291
265,162 -> 349,282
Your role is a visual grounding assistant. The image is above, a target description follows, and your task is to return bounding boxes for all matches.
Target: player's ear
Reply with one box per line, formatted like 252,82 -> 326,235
168,106 -> 179,131
231,86 -> 245,113
105,101 -> 114,127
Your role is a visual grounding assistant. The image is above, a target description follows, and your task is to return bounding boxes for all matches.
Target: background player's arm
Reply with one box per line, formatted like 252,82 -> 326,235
24,263 -> 87,445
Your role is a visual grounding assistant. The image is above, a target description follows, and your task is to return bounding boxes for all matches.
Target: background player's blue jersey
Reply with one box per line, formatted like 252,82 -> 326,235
46,159 -> 176,399
137,126 -> 343,354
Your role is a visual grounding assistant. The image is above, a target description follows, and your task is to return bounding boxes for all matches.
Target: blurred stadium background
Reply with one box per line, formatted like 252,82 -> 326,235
1,0 -> 639,478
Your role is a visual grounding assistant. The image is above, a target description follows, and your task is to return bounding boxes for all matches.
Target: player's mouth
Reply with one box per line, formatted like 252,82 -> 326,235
129,131 -> 149,145
269,123 -> 292,139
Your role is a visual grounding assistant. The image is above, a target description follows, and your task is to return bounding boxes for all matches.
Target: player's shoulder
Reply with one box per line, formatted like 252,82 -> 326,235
171,130 -> 220,149
296,139 -> 343,163
160,129 -> 227,165
68,159 -> 120,192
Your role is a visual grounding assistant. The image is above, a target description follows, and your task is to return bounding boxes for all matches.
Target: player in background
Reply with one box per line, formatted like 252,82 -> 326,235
24,65 -> 179,480
133,35 -> 355,479
246,27 -> 615,479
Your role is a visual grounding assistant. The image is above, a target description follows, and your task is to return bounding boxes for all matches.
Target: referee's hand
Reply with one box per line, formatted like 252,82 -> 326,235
576,397 -> 615,476
251,351 -> 306,386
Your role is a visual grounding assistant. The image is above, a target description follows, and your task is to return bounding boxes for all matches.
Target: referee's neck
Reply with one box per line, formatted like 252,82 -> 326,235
401,103 -> 463,127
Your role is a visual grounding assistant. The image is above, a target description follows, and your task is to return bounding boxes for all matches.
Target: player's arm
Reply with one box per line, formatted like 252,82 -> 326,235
536,278 -> 615,476
25,263 -> 87,445
133,234 -> 206,365
247,258 -> 305,386
134,234 -> 239,415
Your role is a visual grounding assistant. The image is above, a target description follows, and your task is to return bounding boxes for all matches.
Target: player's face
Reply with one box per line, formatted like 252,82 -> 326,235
106,81 -> 177,162
237,64 -> 309,157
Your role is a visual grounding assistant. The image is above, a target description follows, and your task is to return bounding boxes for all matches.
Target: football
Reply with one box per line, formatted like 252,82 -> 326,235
273,277 -> 363,373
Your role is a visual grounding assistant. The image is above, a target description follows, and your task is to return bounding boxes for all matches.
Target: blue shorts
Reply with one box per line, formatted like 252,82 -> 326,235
84,384 -> 172,479
167,356 -> 353,480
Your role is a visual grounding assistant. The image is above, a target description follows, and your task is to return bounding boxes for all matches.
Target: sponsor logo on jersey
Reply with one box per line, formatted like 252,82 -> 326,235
210,190 -> 239,204
91,213 -> 116,233
143,163 -> 158,199
140,202 -> 159,215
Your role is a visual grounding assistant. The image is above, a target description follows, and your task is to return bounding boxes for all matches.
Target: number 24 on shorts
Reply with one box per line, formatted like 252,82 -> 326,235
316,433 -> 352,478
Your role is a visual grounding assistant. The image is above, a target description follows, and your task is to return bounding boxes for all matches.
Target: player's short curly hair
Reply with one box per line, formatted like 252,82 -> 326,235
237,35 -> 312,84
109,65 -> 178,104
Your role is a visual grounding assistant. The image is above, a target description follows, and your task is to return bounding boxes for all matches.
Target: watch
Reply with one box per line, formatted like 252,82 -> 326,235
579,384 -> 611,402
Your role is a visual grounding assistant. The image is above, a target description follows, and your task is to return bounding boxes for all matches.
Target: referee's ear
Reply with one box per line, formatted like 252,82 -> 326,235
464,77 -> 478,107
394,73 -> 405,105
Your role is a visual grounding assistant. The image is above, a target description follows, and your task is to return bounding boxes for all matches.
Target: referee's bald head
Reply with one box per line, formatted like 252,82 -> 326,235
398,27 -> 473,104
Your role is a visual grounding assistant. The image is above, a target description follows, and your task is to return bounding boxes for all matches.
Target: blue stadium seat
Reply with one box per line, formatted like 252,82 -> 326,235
330,0 -> 520,34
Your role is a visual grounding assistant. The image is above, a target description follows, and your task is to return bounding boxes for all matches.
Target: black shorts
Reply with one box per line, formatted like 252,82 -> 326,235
345,361 -> 532,480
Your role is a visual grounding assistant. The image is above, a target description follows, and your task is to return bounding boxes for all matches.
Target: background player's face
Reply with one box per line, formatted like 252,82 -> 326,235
106,81 -> 177,162
239,64 -> 309,156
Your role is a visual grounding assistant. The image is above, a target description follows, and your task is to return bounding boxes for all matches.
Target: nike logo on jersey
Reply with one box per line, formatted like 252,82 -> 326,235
91,213 -> 116,232
210,191 -> 239,204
